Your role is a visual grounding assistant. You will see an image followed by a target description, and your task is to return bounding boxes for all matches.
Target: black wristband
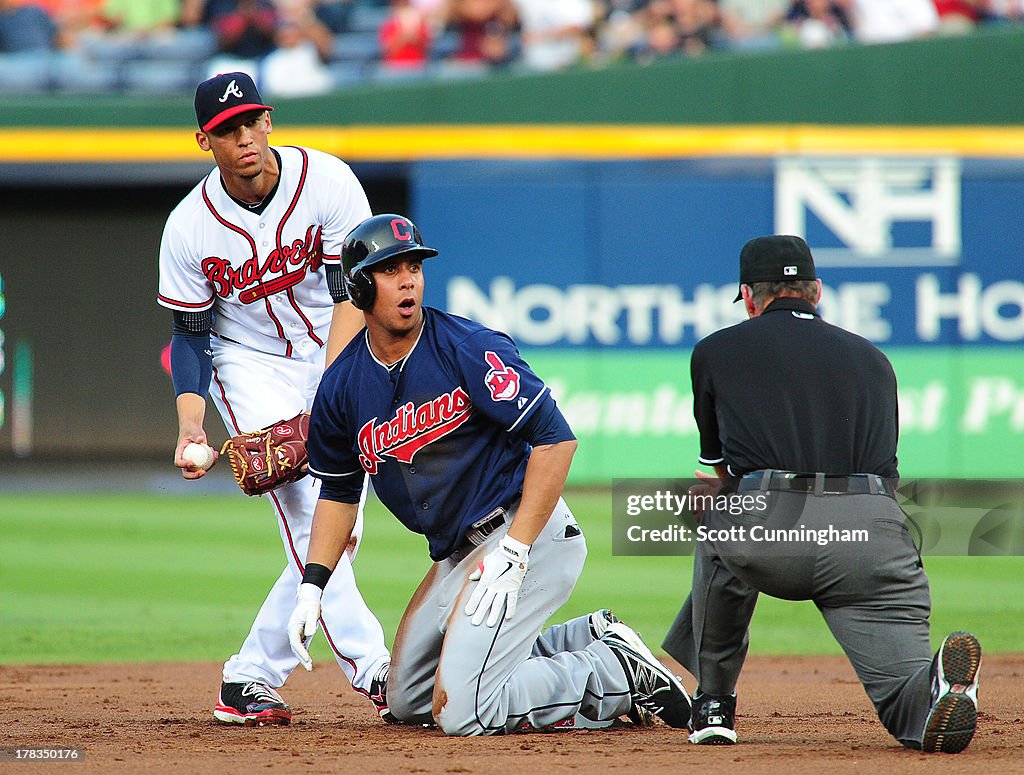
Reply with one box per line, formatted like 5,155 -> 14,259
301,562 -> 333,590
324,263 -> 350,303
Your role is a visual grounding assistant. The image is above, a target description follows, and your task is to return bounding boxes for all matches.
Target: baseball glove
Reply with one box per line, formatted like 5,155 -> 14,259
220,412 -> 311,496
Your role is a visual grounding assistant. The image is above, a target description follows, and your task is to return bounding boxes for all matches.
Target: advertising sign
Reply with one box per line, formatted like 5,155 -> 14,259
416,157 -> 1024,480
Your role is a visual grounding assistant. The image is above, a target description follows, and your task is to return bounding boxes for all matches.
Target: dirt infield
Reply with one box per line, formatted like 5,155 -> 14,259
2,655 -> 1020,774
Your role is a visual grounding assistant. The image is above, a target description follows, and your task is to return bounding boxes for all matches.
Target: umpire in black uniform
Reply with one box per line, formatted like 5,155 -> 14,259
663,235 -> 981,753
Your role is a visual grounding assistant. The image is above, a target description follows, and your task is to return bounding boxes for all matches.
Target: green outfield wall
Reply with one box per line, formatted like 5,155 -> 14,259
525,349 -> 1023,482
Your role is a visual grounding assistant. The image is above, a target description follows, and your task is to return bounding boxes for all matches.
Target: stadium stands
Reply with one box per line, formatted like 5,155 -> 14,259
0,0 -> 1019,95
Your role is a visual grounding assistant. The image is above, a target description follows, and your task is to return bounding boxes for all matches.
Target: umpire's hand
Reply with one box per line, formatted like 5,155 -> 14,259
688,469 -> 723,521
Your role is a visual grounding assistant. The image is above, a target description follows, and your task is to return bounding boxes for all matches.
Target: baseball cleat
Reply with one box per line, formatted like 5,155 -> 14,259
368,662 -> 399,723
588,611 -> 654,727
689,692 -> 738,745
922,631 -> 981,754
214,681 -> 291,727
601,621 -> 692,729
588,609 -> 618,640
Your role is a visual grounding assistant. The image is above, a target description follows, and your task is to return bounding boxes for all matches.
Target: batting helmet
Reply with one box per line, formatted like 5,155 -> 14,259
341,214 -> 439,310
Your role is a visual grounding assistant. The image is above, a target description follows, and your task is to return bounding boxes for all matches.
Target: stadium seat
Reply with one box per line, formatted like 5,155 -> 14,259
50,53 -> 121,93
430,30 -> 461,62
347,3 -> 391,34
0,52 -> 52,94
429,59 -> 490,81
82,36 -> 141,63
120,60 -> 197,94
138,28 -> 217,63
331,32 -> 382,63
328,61 -> 369,89
369,63 -> 429,84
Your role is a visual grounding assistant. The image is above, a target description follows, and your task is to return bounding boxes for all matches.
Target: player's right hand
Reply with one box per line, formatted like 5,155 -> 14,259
288,583 -> 323,672
465,535 -> 530,627
174,429 -> 213,480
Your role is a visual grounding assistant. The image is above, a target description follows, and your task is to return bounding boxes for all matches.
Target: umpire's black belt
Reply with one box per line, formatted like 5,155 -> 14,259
737,470 -> 892,496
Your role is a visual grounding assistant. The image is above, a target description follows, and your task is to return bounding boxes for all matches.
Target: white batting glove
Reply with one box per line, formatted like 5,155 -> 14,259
465,535 -> 530,627
288,583 -> 323,672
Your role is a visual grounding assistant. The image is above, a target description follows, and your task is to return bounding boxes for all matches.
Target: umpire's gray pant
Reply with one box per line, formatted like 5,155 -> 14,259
662,488 -> 935,748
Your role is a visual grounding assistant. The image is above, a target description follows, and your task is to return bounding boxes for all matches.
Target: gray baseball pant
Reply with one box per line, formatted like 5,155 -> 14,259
387,498 -> 633,735
662,488 -> 935,748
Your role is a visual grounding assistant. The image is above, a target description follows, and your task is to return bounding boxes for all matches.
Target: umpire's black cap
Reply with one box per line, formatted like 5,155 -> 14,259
195,72 -> 274,132
734,235 -> 817,301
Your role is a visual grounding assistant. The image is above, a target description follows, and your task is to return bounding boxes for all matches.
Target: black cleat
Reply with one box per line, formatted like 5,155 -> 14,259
922,631 -> 981,754
601,621 -> 692,729
369,662 -> 398,723
689,691 -> 737,745
213,681 -> 291,727
588,611 -> 654,727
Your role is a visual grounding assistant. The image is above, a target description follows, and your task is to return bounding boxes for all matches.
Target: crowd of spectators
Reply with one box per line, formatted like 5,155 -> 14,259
1,0 -> 1022,95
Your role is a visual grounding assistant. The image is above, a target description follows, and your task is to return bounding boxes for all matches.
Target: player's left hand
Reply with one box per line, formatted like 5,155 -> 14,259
465,535 -> 530,627
288,583 -> 323,671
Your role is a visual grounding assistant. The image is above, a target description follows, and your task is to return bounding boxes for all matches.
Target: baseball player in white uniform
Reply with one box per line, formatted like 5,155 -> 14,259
157,72 -> 391,726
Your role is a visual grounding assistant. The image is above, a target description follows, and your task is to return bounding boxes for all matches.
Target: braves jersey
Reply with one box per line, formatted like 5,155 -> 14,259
157,145 -> 371,358
308,308 -> 556,561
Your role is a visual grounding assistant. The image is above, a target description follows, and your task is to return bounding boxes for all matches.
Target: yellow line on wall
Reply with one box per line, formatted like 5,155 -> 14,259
0,125 -> 1022,162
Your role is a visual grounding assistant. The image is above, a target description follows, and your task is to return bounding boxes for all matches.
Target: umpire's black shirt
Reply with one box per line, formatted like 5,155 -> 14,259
691,297 -> 898,478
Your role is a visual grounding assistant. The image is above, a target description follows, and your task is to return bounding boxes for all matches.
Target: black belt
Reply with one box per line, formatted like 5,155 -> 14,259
737,471 -> 891,496
460,495 -> 524,551
465,510 -> 508,545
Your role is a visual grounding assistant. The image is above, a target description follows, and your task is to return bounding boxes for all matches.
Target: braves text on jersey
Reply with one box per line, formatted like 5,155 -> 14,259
157,146 -> 371,358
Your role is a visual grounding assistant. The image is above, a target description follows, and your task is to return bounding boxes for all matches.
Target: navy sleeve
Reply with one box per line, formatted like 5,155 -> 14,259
170,310 -> 213,397
306,375 -> 364,503
318,475 -> 362,504
512,393 -> 575,446
170,335 -> 213,396
454,329 -> 551,433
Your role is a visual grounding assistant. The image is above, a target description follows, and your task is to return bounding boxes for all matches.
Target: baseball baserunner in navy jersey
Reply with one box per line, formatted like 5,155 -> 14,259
286,213 -> 693,735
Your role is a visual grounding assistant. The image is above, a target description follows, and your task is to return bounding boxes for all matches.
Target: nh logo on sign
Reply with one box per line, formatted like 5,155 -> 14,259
775,158 -> 961,266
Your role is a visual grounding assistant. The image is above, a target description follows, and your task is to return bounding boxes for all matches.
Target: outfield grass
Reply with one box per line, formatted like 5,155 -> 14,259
0,490 -> 1019,665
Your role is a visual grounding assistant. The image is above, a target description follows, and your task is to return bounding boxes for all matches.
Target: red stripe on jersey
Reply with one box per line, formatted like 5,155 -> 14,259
201,182 -> 258,253
276,147 -> 323,346
263,296 -> 292,357
238,269 -> 306,303
203,179 -> 293,356
212,366 -> 242,434
277,147 -> 308,248
288,287 -> 324,347
157,293 -> 214,309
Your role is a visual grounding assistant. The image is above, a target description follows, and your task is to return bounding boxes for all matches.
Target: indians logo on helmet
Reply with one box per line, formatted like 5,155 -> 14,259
484,351 -> 520,402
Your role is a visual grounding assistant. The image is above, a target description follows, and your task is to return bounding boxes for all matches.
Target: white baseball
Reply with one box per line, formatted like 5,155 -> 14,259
183,442 -> 216,470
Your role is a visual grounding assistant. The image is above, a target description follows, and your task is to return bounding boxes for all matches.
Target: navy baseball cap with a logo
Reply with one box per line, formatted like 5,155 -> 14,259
734,234 -> 817,301
195,72 -> 274,132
